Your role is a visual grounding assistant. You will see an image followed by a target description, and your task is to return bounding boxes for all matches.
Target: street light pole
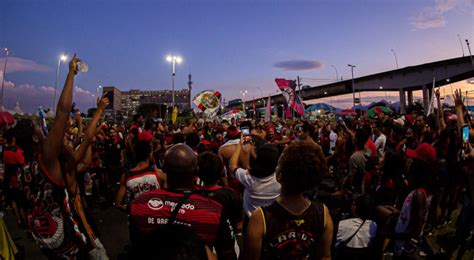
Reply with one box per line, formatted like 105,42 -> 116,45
96,85 -> 102,108
1,48 -> 11,110
166,55 -> 183,110
330,65 -> 338,82
348,64 -> 356,110
466,39 -> 474,66
53,54 -> 68,111
240,90 -> 248,113
390,49 -> 399,69
257,87 -> 265,107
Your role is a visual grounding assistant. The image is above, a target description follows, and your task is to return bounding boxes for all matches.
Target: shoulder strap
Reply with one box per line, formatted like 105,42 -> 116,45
167,191 -> 192,226
340,219 -> 366,247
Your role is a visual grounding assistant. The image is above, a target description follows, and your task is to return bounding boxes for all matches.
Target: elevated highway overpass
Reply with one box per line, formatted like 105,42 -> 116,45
232,56 -> 474,114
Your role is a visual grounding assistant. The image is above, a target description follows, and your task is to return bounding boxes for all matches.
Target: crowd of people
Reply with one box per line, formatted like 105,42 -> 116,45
0,55 -> 473,260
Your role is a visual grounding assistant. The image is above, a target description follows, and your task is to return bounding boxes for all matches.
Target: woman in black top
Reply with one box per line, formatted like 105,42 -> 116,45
243,142 -> 333,260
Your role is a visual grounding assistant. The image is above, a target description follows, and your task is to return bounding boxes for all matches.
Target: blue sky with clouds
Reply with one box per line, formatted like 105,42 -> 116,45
0,0 -> 473,112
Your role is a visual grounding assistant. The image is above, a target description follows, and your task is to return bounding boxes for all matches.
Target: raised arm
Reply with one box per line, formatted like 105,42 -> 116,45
229,137 -> 243,175
41,55 -> 79,184
435,89 -> 446,132
74,111 -> 84,147
454,89 -> 466,134
73,96 -> 109,163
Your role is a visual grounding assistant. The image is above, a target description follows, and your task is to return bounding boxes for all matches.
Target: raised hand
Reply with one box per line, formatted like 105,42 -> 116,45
97,94 -> 110,110
68,54 -> 81,75
454,89 -> 464,107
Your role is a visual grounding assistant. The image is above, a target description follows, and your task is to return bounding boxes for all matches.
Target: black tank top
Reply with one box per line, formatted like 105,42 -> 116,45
261,200 -> 325,260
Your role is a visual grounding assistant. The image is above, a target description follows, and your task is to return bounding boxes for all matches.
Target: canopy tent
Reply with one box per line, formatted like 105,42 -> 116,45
13,102 -> 23,115
305,103 -> 335,113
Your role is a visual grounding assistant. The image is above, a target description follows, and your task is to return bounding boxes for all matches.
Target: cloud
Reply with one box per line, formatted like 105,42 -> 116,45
0,71 -> 95,113
411,0 -> 469,30
273,59 -> 323,71
0,57 -> 51,73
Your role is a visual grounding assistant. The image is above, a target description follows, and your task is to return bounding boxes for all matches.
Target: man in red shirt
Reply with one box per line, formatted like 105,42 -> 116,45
3,129 -> 26,225
130,144 -> 236,259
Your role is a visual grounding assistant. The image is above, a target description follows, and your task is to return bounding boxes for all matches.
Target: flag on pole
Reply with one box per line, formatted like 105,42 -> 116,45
275,78 -> 305,115
427,77 -> 436,115
265,95 -> 271,122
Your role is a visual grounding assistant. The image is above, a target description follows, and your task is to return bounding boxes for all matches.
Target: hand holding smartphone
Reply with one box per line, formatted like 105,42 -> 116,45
462,124 -> 470,143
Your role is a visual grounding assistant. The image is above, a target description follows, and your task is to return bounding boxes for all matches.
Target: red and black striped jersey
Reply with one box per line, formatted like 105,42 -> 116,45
130,189 -> 234,249
125,165 -> 161,202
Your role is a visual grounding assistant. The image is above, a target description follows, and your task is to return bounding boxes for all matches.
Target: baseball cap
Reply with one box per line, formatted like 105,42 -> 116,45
226,125 -> 239,138
406,143 -> 436,164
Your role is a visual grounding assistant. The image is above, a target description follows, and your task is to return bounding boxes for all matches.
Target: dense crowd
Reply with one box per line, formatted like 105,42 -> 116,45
1,56 -> 474,260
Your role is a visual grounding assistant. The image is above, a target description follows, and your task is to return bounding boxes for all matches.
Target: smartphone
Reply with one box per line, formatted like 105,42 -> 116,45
241,126 -> 250,136
462,124 -> 470,142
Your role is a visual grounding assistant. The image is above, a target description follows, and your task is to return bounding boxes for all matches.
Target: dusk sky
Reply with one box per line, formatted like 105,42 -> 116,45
1,0 -> 473,112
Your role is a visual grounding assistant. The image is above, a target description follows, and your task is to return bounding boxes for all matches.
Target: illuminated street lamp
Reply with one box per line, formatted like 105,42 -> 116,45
1,48 -> 11,110
166,55 -> 182,109
53,54 -> 68,111
240,90 -> 248,113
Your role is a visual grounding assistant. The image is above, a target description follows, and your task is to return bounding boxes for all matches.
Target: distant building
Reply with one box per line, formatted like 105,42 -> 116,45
102,86 -> 122,119
120,88 -> 191,118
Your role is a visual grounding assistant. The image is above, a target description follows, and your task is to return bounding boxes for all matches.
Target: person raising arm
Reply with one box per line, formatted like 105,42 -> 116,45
41,54 -> 79,185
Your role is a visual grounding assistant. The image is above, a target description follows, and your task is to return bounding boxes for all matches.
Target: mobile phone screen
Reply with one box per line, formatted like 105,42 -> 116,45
241,127 -> 250,135
462,125 -> 469,142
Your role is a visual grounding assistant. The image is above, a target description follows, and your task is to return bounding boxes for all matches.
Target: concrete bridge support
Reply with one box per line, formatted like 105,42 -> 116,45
422,85 -> 430,111
407,90 -> 414,107
399,89 -> 406,114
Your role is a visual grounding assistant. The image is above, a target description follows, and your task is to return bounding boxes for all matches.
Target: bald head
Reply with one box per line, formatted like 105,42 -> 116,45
163,144 -> 198,188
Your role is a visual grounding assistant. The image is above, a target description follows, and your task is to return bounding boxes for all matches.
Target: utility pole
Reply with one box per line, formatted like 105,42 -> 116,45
466,39 -> 474,66
348,64 -> 356,111
188,74 -> 193,111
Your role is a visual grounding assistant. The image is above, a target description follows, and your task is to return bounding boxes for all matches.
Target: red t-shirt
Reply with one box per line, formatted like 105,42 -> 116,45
3,145 -> 25,188
3,145 -> 25,165
138,130 -> 154,142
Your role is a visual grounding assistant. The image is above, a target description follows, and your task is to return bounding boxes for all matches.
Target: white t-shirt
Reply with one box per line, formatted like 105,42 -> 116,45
329,131 -> 338,155
336,218 -> 377,248
235,168 -> 281,217
374,134 -> 387,159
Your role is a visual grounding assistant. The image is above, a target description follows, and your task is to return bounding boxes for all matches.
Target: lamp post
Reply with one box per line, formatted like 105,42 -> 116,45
330,65 -> 338,82
240,90 -> 248,113
1,48 -> 11,110
390,49 -> 399,69
166,55 -> 182,110
96,85 -> 103,108
466,39 -> 474,66
53,54 -> 68,111
348,64 -> 356,110
256,87 -> 265,107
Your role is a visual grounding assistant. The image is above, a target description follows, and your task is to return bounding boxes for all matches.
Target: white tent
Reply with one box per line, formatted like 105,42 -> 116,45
13,101 -> 23,115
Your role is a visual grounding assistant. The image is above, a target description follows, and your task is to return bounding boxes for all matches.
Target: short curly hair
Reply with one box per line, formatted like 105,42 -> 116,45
278,142 -> 328,194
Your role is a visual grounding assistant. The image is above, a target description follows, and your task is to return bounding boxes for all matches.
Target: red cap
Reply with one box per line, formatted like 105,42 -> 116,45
406,143 -> 436,164
405,115 -> 415,125
226,126 -> 239,137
